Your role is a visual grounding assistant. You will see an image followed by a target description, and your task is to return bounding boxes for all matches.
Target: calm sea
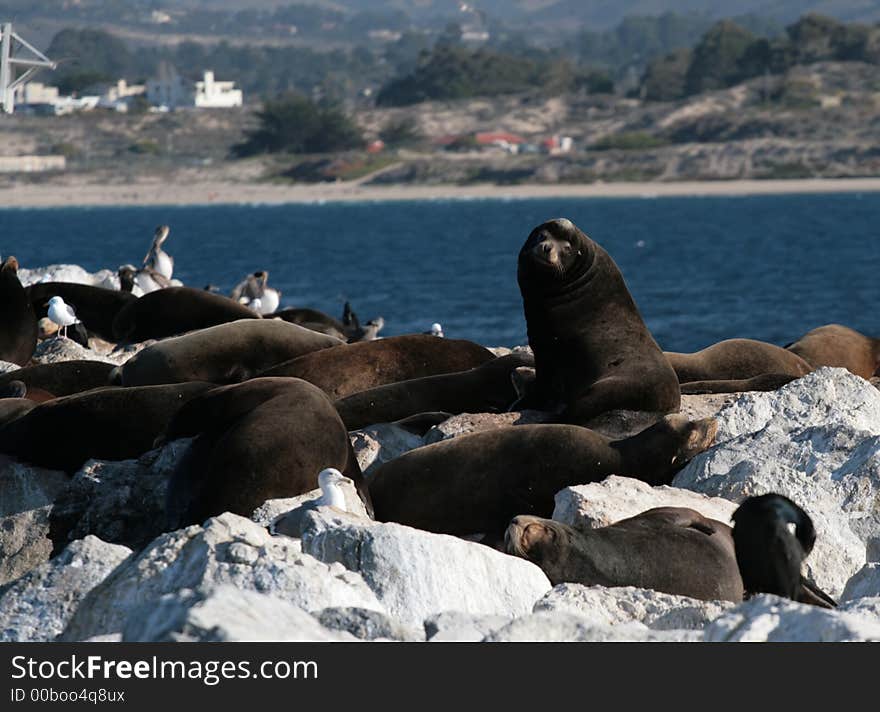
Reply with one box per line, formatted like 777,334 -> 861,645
0,194 -> 877,351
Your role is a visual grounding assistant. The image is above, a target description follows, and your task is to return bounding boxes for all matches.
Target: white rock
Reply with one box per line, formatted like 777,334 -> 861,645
300,511 -> 551,627
60,512 -> 383,641
251,478 -> 370,529
350,423 -> 424,476
483,611 -> 698,642
424,611 -> 512,642
553,476 -> 738,531
841,563 -> 880,602
18,264 -> 106,287
674,368 -> 880,597
0,536 -> 132,642
123,586 -> 356,642
0,457 -> 69,585
534,583 -> 734,631
31,338 -> 118,365
0,361 -> 19,374
315,606 -> 423,641
704,595 -> 880,642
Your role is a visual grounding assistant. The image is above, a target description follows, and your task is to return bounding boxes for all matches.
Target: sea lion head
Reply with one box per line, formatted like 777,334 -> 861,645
617,414 -> 718,477
505,515 -> 576,578
520,218 -> 586,276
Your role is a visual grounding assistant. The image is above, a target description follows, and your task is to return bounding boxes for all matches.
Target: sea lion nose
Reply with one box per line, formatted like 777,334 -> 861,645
541,242 -> 552,254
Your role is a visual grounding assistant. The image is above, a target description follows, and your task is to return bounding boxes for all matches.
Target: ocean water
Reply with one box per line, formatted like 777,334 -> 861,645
0,193 -> 877,352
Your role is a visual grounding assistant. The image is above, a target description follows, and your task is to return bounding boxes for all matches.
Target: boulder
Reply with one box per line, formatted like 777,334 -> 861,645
704,594 -> 880,642
60,512 -> 383,641
674,368 -> 880,597
483,611 -> 698,642
0,457 -> 69,585
123,586 -> 356,642
553,476 -> 737,532
424,611 -> 512,642
0,536 -> 131,642
251,479 -> 370,531
300,510 -> 552,627
841,563 -> 880,602
350,423 -> 424,476
31,337 -> 118,366
0,360 -> 19,374
50,439 -> 191,552
18,264 -> 116,288
534,583 -> 734,631
315,607 -> 423,641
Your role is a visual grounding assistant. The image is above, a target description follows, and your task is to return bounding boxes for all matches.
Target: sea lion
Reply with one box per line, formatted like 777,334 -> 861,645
164,377 -> 369,528
259,334 -> 495,400
25,282 -> 137,342
0,379 -> 55,403
679,373 -> 800,395
0,398 -> 36,426
504,510 -> 744,603
0,361 -> 114,397
112,287 -> 258,343
732,494 -> 836,608
786,324 -> 880,379
335,352 -> 534,431
665,339 -> 813,385
369,414 -> 717,536
0,382 -> 213,472
0,257 -> 38,365
517,218 -> 679,424
272,307 -> 348,340
111,319 -> 343,386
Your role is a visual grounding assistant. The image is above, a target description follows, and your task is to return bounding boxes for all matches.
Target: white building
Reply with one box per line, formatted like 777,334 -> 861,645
146,66 -> 242,110
13,82 -> 58,106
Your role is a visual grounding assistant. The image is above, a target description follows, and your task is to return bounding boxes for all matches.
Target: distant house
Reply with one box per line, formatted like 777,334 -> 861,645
13,82 -> 100,115
475,131 -> 526,154
81,79 -> 146,112
146,66 -> 243,110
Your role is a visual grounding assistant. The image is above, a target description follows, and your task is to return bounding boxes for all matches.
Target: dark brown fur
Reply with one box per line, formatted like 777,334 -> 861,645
164,377 -> 369,527
259,334 -> 495,400
370,414 -> 717,535
517,219 -> 679,424
666,339 -> 812,384
0,361 -> 114,397
0,257 -> 38,366
25,282 -> 137,342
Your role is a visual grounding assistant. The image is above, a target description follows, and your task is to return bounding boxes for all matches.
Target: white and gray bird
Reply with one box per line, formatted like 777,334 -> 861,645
47,296 -> 79,339
231,270 -> 280,315
428,322 -> 444,338
315,468 -> 349,510
143,225 -> 174,280
268,467 -> 353,538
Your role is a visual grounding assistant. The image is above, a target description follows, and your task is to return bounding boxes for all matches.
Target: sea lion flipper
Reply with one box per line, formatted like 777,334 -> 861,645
797,576 -> 838,609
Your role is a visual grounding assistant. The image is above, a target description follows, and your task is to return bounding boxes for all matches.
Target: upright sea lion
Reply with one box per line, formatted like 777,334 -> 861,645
665,339 -> 812,385
504,510 -> 744,603
164,377 -> 369,527
335,352 -> 534,431
369,414 -> 717,536
259,334 -> 495,400
111,319 -> 343,386
786,324 -> 880,379
0,257 -> 38,365
0,361 -> 114,397
732,494 -> 836,608
112,287 -> 258,343
517,219 -> 679,424
25,282 -> 136,342
0,382 -> 213,472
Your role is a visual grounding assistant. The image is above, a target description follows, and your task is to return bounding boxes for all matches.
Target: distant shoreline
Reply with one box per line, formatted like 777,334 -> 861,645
2,177 -> 880,208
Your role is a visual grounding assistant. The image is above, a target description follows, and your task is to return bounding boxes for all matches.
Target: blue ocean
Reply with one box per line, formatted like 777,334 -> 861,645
1,194 -> 877,351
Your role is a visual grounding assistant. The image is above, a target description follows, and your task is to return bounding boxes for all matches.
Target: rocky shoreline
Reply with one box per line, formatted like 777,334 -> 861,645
2,300 -> 879,641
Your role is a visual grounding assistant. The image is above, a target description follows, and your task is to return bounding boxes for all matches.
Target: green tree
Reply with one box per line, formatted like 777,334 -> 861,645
685,20 -> 756,94
641,48 -> 691,101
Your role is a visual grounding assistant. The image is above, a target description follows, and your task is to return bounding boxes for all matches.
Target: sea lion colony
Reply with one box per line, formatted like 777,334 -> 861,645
3,218 -> 873,610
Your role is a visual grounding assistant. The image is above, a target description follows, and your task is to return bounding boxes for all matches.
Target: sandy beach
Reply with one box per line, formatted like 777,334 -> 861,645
1,177 -> 880,208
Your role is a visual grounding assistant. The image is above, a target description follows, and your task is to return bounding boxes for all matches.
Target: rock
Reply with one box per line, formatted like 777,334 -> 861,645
18,264 -> 115,288
251,478 -> 370,531
534,583 -> 734,631
553,476 -> 738,532
679,393 -> 741,424
704,595 -> 880,642
483,611 -> 698,642
31,337 -> 118,365
423,410 -> 551,444
60,512 -> 383,641
50,439 -> 191,552
424,611 -> 512,642
350,423 -> 424,476
0,457 -> 69,585
841,563 -> 880,602
300,510 -> 551,627
123,586 -> 356,642
316,607 -> 422,641
37,318 -> 59,339
674,368 -> 880,597
0,360 -> 19,374
0,536 -> 132,642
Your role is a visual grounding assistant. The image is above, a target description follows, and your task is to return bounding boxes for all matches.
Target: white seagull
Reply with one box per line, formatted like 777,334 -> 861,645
47,296 -> 79,339
315,468 -> 349,511
267,467 -> 352,538
429,322 -> 444,338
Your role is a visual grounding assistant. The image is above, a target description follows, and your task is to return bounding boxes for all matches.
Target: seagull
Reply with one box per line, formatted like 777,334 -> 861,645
267,467 -> 353,538
426,322 -> 444,338
143,225 -> 174,280
46,296 -> 79,339
315,468 -> 349,510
